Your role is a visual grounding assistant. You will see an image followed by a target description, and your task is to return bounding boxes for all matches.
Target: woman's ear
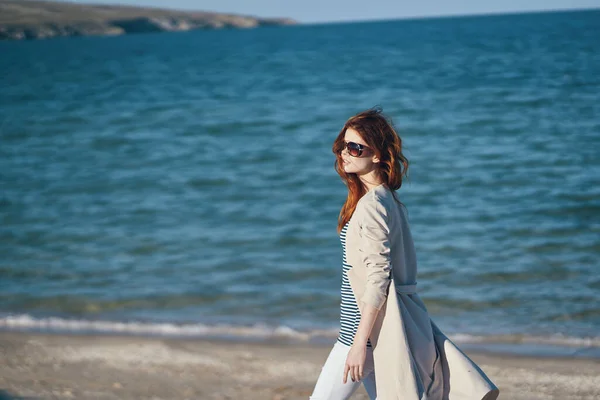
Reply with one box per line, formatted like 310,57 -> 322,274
372,154 -> 380,163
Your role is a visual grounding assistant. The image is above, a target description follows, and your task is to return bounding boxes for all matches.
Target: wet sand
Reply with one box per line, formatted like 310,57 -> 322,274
0,331 -> 599,399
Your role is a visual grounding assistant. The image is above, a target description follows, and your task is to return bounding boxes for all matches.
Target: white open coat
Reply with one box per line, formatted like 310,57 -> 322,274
344,184 -> 499,400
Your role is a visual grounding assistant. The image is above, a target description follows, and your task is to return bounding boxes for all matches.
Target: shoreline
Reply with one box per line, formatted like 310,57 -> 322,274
1,331 -> 599,399
2,313 -> 599,360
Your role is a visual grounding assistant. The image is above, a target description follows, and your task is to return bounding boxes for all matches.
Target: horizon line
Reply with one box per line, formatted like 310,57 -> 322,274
295,6 -> 600,26
54,1 -> 600,25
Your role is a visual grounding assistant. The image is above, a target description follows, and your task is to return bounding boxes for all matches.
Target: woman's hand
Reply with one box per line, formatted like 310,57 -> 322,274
343,343 -> 367,383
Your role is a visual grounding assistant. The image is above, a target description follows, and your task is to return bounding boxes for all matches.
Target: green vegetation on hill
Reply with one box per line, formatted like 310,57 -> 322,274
0,0 -> 296,40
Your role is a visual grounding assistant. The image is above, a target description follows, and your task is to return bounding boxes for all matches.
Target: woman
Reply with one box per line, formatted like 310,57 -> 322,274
310,108 -> 499,400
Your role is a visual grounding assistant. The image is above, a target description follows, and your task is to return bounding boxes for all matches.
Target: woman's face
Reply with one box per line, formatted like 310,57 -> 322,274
341,128 -> 380,176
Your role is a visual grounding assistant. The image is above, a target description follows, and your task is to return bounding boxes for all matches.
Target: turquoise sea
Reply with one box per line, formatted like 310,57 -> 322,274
1,9 -> 599,357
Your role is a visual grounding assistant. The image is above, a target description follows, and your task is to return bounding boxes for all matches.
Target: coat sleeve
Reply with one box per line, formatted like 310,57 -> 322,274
358,198 -> 392,310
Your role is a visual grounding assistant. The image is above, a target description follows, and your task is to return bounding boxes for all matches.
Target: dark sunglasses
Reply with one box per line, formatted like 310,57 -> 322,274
343,141 -> 372,157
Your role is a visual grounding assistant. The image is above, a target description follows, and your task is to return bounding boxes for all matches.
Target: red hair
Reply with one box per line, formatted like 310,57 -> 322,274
332,107 -> 409,233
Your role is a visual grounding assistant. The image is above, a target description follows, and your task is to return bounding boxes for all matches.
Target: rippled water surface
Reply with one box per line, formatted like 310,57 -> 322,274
1,10 -> 599,354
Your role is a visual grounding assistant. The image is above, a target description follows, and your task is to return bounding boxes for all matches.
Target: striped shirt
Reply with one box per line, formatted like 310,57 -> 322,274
338,221 -> 372,348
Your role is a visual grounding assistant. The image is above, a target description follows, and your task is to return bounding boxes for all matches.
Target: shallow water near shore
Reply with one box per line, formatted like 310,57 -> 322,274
1,10 -> 599,358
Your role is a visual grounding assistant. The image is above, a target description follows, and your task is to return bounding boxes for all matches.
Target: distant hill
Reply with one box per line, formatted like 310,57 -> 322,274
0,0 -> 297,40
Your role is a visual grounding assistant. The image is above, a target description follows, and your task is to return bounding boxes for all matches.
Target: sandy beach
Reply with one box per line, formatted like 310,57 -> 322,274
0,331 -> 598,400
